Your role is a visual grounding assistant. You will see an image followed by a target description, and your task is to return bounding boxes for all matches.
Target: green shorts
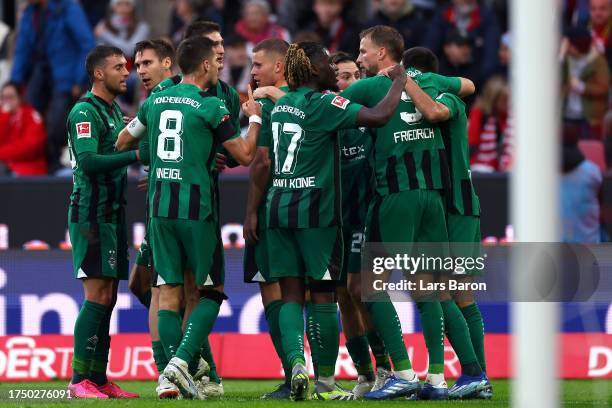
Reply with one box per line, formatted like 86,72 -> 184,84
365,190 -> 449,243
244,206 -> 274,283
149,217 -> 219,286
70,221 -> 129,280
339,225 -> 365,285
447,212 -> 481,275
268,226 -> 343,281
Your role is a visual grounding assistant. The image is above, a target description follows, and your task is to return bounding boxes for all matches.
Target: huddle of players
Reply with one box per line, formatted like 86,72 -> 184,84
65,17 -> 489,401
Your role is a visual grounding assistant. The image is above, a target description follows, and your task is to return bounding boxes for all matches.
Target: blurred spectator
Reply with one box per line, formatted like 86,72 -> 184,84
562,0 -> 591,28
492,31 -> 511,79
306,0 -> 360,57
220,34 -> 251,95
425,0 -> 500,81
277,0 -> 370,34
587,0 -> 612,70
81,0 -> 111,27
0,82 -> 47,176
468,75 -> 513,172
562,27 -> 610,139
367,0 -> 428,49
11,0 -> 95,174
0,21 -> 11,86
234,0 -> 290,48
560,126 -> 602,243
95,0 -> 150,60
438,28 -> 479,108
169,0 -> 223,45
293,31 -> 323,43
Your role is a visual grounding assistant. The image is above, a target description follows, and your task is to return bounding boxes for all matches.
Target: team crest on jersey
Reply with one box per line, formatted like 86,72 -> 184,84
108,250 -> 117,269
76,122 -> 91,139
331,95 -> 350,110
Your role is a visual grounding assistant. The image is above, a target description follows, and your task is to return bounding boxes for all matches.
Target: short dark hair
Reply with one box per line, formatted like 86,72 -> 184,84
331,51 -> 354,65
177,36 -> 215,75
360,25 -> 404,63
134,39 -> 175,63
1,81 -> 19,92
86,45 -> 125,82
252,38 -> 289,56
184,21 -> 221,40
402,47 -> 439,73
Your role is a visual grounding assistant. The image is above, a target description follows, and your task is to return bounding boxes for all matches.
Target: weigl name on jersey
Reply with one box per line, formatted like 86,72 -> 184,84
156,168 -> 182,180
153,96 -> 202,109
273,176 -> 316,188
393,127 -> 435,143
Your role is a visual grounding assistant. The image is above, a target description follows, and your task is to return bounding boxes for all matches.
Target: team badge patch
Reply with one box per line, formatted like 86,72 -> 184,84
331,95 -> 350,110
76,122 -> 91,139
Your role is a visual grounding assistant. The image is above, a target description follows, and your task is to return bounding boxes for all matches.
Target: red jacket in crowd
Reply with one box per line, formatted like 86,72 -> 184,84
0,104 -> 47,175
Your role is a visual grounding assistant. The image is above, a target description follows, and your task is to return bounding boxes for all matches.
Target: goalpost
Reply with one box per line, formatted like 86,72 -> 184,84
511,0 -> 560,407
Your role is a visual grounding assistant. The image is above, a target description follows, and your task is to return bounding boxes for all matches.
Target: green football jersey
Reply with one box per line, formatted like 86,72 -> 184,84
67,92 -> 128,224
342,69 -> 460,196
267,87 -> 363,229
436,92 -> 480,216
340,126 -> 374,227
155,75 -> 241,131
138,83 -> 239,221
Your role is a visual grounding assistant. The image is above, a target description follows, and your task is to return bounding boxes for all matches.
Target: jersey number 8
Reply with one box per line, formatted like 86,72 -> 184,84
157,110 -> 184,162
272,122 -> 305,175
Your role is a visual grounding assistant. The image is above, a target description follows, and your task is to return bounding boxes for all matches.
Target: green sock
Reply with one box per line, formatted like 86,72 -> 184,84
416,301 -> 445,374
310,303 -> 339,378
305,301 -> 318,377
89,306 -> 113,385
280,301 -> 306,367
346,335 -> 374,379
461,303 -> 487,372
265,300 -> 291,384
152,340 -> 169,374
200,338 -> 220,383
188,350 -> 202,376
157,309 -> 183,360
137,289 -> 152,309
176,298 -> 220,364
442,300 -> 482,376
366,330 -> 391,370
366,293 -> 411,371
71,300 -> 107,382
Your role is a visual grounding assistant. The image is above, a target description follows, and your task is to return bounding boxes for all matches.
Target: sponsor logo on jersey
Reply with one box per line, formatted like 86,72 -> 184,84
331,95 -> 350,110
220,114 -> 230,123
76,122 -> 91,139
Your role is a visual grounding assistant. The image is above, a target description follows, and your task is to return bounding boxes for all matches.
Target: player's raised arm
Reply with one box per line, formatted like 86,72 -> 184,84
404,76 -> 451,123
116,115 -> 147,151
355,64 -> 407,127
223,85 -> 262,165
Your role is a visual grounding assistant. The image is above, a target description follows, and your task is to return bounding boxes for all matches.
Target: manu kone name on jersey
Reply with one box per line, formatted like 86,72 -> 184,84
272,176 -> 316,188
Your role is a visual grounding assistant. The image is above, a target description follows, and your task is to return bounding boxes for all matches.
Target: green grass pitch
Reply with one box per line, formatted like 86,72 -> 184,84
0,379 -> 610,407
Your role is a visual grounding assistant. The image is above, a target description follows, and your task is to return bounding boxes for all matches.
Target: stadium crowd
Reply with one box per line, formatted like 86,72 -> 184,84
1,0 -> 610,177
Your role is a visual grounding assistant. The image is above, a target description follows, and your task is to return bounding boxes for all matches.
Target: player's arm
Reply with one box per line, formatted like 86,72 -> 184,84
457,77 -> 476,97
355,64 -> 407,127
244,146 -> 270,244
222,85 -> 262,166
70,108 -> 139,174
252,86 -> 286,103
404,76 -> 450,123
116,116 -> 146,151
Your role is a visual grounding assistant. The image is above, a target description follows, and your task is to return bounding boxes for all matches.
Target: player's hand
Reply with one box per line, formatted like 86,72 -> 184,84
135,148 -> 140,162
216,153 -> 227,172
386,64 -> 407,85
243,211 -> 259,244
123,115 -> 134,125
252,86 -> 274,100
242,85 -> 262,118
137,176 -> 149,192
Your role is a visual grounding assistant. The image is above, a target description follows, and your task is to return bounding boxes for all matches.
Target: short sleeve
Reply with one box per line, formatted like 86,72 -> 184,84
209,98 -> 239,143
313,93 -> 363,131
341,78 -> 378,107
68,104 -> 100,154
428,73 -> 461,95
257,98 -> 273,148
436,93 -> 464,118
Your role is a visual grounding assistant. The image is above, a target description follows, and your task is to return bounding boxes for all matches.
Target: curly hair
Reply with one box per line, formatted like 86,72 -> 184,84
284,42 -> 327,91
